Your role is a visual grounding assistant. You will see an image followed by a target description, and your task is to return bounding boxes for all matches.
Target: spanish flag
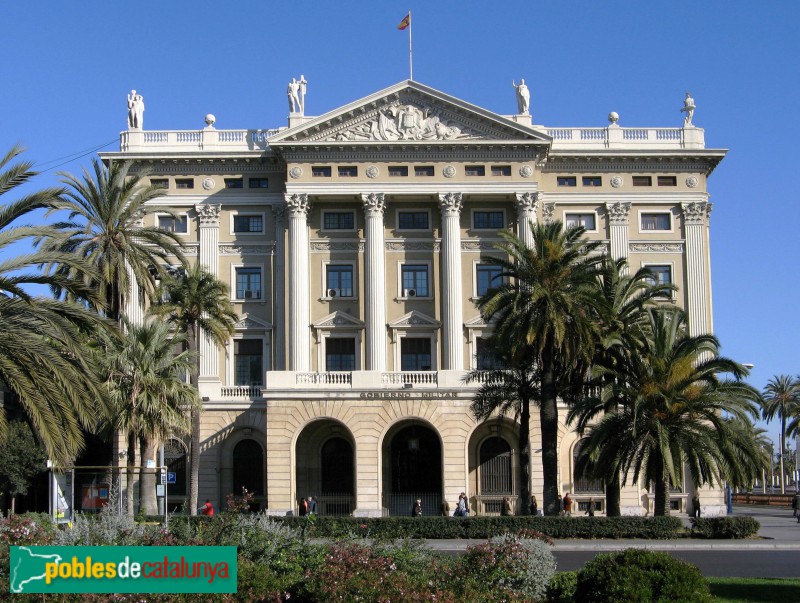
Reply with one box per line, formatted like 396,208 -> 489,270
397,12 -> 410,30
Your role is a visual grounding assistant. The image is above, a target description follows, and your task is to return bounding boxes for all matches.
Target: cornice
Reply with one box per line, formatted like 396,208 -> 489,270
278,145 -> 545,163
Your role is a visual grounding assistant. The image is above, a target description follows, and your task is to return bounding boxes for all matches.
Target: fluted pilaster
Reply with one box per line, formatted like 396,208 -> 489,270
285,194 -> 311,371
272,206 -> 287,370
439,193 -> 464,370
682,201 -> 711,336
515,192 -> 538,248
362,193 -> 387,370
195,203 -> 221,380
605,201 -> 631,264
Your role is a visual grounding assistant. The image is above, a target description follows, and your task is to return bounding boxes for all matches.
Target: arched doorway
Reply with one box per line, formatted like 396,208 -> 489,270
382,422 -> 442,516
468,419 -> 519,515
295,420 -> 356,516
233,439 -> 264,511
164,438 -> 187,512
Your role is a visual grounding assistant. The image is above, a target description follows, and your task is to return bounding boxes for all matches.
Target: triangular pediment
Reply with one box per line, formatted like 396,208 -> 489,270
313,311 -> 365,329
388,310 -> 441,329
269,81 -> 551,146
235,314 -> 272,331
464,315 -> 489,328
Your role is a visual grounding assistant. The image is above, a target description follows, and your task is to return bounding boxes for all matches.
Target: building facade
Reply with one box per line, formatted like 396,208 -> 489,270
103,80 -> 726,517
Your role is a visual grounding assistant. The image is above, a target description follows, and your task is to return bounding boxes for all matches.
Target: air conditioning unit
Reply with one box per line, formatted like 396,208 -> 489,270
404,288 -> 417,297
244,290 -> 253,299
244,290 -> 260,299
328,288 -> 339,297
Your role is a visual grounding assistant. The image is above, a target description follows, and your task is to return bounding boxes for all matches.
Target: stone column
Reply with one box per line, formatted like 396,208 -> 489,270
362,193 -> 387,371
272,206 -> 287,370
682,201 -> 711,336
439,193 -> 464,371
515,192 -> 538,248
285,194 -> 311,371
195,204 -> 222,387
605,201 -> 632,263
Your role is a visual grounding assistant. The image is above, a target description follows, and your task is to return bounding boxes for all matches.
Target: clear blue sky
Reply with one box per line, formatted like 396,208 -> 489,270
2,1 -> 799,448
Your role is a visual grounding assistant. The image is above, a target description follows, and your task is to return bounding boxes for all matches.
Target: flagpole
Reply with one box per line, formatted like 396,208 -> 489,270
408,10 -> 413,80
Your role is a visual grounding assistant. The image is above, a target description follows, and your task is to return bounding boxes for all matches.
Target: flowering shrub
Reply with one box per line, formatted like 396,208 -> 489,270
226,487 -> 255,513
0,513 -> 55,545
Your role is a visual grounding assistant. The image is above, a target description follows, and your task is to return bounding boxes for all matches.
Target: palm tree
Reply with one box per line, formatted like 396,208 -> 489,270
466,342 -> 540,513
579,307 -> 760,516
0,145 -> 112,464
103,318 -> 197,515
568,257 -> 675,516
149,263 -> 237,515
478,221 -> 604,515
760,375 -> 800,494
37,158 -> 185,321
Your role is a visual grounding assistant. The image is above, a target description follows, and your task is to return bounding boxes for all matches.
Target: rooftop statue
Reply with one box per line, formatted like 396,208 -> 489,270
512,79 -> 530,115
127,90 -> 144,130
288,75 -> 308,115
681,92 -> 696,127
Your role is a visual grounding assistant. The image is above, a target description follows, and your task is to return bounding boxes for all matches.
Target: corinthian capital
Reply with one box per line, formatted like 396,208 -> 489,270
195,203 -> 221,226
438,192 -> 463,216
284,193 -> 311,217
681,201 -> 708,225
605,201 -> 632,226
361,193 -> 386,216
515,192 -> 538,212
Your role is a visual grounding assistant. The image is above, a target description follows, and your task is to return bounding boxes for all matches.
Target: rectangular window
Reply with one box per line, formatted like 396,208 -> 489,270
557,176 -> 577,187
582,176 -> 602,187
657,176 -> 677,186
326,338 -> 356,371
476,338 -> 504,370
322,211 -> 355,230
640,213 -> 671,231
326,265 -> 354,298
473,211 -> 504,230
398,211 -> 429,230
235,267 -> 262,300
249,177 -> 269,188
312,166 -> 332,177
233,215 -> 263,233
644,265 -> 672,295
338,166 -> 358,177
465,165 -> 486,176
476,264 -> 503,297
491,165 -> 511,176
564,213 -> 596,230
388,166 -> 409,177
414,166 -> 434,177
175,178 -> 194,189
401,264 -> 429,297
157,215 -> 188,234
150,178 -> 168,189
633,176 -> 652,187
234,339 -> 263,386
224,178 -> 243,189
401,338 -> 432,371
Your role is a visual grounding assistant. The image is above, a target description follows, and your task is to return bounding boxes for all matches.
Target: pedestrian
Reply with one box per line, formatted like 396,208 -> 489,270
411,498 -> 423,517
501,495 -> 513,516
440,499 -> 450,517
529,495 -> 538,516
793,493 -> 800,518
586,497 -> 595,517
692,494 -> 701,518
454,492 -> 469,517
307,496 -> 317,515
557,494 -> 564,516
564,493 -> 573,516
298,496 -> 308,517
199,499 -> 214,517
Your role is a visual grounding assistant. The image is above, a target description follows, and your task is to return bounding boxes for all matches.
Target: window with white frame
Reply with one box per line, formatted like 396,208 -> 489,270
640,212 -> 671,231
401,264 -> 429,297
473,210 -> 504,230
233,214 -> 264,233
325,337 -> 356,371
476,264 -> 503,297
400,337 -> 432,371
564,213 -> 596,231
157,214 -> 188,234
234,339 -> 263,386
644,264 -> 673,296
322,211 -> 355,230
235,267 -> 262,300
397,211 -> 430,230
326,264 -> 354,298
476,338 -> 504,370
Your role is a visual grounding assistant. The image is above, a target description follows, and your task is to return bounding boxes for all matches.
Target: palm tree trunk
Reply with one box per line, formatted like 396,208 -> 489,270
519,395 -> 531,514
140,437 -> 158,516
126,431 -> 136,516
605,472 -> 621,517
188,322 -> 200,516
540,344 -> 560,516
654,456 -> 669,517
780,416 -> 786,494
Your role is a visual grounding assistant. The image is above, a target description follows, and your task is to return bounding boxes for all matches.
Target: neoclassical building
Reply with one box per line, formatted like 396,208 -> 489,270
102,80 -> 726,517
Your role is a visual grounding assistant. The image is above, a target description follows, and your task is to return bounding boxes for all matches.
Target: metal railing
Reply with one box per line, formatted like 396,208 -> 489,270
474,494 -> 519,516
384,492 -> 442,517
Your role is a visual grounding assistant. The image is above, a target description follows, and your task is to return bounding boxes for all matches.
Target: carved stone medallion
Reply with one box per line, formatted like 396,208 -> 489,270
202,178 -> 215,191
366,166 -> 379,179
443,165 -> 456,178
519,165 -> 533,178
610,176 -> 624,188
289,167 -> 303,179
686,176 -> 699,188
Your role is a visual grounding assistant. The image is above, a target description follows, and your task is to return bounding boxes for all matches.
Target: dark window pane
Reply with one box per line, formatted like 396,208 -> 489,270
400,338 -> 432,371
474,211 -> 504,229
476,264 -> 503,296
398,211 -> 429,230
326,338 -> 356,371
323,212 -> 355,230
401,265 -> 429,297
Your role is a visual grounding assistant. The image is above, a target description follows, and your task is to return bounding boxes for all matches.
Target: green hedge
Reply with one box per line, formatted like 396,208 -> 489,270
690,516 -> 760,539
276,515 -> 684,540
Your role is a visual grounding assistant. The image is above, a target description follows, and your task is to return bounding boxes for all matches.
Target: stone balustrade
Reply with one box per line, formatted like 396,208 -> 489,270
120,128 -> 283,153
539,126 -> 705,150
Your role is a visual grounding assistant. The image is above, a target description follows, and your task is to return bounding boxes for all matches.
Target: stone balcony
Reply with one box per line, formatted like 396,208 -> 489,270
535,125 -> 706,150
